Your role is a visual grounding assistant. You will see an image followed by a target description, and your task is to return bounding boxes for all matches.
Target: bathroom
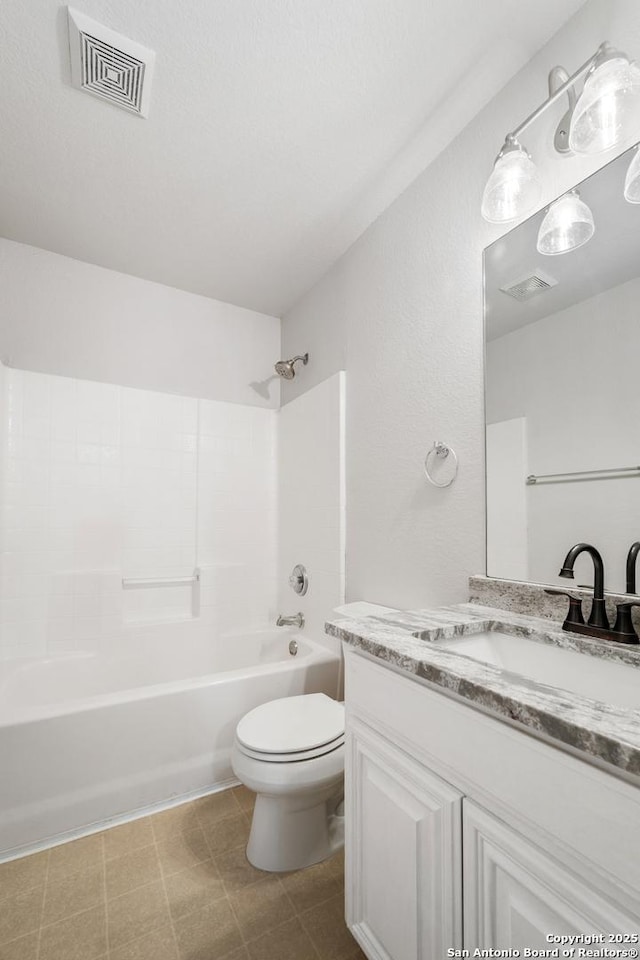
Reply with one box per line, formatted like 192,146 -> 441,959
1,0 -> 639,957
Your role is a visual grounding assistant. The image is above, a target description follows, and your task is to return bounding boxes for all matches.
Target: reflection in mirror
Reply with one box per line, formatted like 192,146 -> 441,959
484,143 -> 640,594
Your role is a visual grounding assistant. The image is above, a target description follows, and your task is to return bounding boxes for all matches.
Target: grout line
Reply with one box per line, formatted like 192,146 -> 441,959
296,890 -> 350,960
153,826 -> 181,960
34,848 -> 50,960
100,834 -> 109,960
224,870 -> 249,947
277,880 -> 324,960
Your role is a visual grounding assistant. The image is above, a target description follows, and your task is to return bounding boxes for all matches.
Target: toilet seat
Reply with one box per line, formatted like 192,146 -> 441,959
236,693 -> 344,763
235,734 -> 344,763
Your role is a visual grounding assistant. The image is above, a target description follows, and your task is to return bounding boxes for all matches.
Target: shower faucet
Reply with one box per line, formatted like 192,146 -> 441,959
276,612 -> 305,628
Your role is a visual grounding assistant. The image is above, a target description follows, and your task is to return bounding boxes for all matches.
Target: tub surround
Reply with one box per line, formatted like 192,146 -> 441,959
326,603 -> 640,779
469,574 -> 640,631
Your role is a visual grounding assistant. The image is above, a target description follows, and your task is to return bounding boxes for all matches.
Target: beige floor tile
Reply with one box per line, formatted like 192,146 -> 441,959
109,925 -> 179,960
164,859 -> 226,921
229,876 -> 295,943
193,789 -> 240,829
220,949 -> 250,960
156,826 -> 211,877
0,851 -> 48,901
325,847 -> 345,878
47,834 -> 104,882
215,844 -> 270,894
103,818 -> 155,861
107,880 -> 171,950
246,916 -> 319,960
105,845 -> 161,899
299,893 -> 355,960
281,856 -> 343,914
42,862 -> 104,926
0,931 -> 39,960
150,802 -> 200,842
205,812 -> 251,858
173,898 -> 243,960
231,785 -> 256,814
39,904 -> 107,960
0,883 -> 43,944
345,946 -> 368,959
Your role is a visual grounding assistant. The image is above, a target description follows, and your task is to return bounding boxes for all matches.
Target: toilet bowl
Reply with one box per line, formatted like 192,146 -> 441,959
231,693 -> 345,872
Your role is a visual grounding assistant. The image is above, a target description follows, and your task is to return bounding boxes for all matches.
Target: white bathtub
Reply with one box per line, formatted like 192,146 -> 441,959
0,625 -> 340,859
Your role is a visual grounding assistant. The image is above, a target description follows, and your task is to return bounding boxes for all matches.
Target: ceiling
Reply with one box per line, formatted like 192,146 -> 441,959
0,0 -> 585,316
485,145 -> 640,341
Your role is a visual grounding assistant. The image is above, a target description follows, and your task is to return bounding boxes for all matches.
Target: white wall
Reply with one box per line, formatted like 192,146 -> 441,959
0,363 -> 277,660
486,276 -> 640,593
0,239 -> 280,408
277,373 -> 345,653
280,0 -> 640,609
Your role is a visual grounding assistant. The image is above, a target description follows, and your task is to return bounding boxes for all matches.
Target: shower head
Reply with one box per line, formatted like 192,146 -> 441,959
274,353 -> 309,380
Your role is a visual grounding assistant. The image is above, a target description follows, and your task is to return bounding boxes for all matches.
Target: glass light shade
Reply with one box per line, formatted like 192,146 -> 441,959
481,147 -> 542,223
569,57 -> 640,154
624,146 -> 640,202
536,192 -> 595,256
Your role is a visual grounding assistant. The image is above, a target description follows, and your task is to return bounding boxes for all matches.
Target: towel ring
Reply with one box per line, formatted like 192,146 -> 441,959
424,441 -> 458,488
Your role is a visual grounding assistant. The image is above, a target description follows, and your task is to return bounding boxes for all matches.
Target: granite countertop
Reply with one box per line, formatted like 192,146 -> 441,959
326,603 -> 640,780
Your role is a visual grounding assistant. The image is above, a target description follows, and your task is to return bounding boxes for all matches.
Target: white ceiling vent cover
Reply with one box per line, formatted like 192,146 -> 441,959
500,270 -> 558,302
67,7 -> 155,118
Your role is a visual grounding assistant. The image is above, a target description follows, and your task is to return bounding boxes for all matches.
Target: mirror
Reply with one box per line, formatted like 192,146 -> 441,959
484,143 -> 640,594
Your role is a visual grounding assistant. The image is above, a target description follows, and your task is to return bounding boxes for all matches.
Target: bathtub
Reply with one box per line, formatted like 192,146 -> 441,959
0,625 -> 340,859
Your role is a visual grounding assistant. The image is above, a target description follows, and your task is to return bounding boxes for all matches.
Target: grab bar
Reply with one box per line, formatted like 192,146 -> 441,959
122,568 -> 200,589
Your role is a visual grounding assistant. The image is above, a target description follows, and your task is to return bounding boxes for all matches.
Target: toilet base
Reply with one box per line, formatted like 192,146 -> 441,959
246,789 -> 344,872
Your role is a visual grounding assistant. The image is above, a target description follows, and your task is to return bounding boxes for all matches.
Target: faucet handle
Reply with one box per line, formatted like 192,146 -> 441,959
544,589 -> 585,628
612,601 -> 640,644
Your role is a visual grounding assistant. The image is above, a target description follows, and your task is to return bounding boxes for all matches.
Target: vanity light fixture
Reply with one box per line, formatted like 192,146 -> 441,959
623,145 -> 640,202
481,42 -> 640,225
480,136 -> 542,223
536,190 -> 595,256
569,47 -> 640,154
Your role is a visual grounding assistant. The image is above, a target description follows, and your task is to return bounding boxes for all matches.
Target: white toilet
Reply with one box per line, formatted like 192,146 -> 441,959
231,693 -> 345,872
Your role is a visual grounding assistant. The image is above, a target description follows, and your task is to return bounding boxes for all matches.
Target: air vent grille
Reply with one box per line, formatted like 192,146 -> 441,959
500,272 -> 558,302
68,8 -> 155,118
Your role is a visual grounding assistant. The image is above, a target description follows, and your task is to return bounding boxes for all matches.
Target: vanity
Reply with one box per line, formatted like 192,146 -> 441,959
327,602 -> 640,959
327,139 -> 640,959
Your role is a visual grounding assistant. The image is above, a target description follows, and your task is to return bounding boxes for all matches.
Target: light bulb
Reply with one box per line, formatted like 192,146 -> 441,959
481,140 -> 542,224
569,54 -> 640,154
536,191 -> 595,255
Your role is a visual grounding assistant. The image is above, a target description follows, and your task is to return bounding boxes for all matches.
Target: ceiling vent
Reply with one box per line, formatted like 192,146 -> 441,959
499,271 -> 558,302
67,7 -> 155,118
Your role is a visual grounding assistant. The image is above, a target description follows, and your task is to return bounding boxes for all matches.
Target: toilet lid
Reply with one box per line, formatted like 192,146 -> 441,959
236,693 -> 345,755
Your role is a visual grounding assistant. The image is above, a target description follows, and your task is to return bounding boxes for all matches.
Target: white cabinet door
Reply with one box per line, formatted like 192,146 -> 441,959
463,800 -> 640,949
347,718 -> 463,960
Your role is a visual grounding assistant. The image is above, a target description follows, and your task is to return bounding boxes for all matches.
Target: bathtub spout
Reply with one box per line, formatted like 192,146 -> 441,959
276,613 -> 305,628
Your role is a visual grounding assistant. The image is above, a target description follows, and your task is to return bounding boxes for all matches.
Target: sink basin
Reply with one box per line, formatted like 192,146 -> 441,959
435,628 -> 640,711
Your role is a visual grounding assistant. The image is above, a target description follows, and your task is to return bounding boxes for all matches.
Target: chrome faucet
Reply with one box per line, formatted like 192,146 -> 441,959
276,612 -> 305,628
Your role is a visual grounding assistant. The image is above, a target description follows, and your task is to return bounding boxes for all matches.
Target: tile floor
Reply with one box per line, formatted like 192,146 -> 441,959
0,785 -> 365,960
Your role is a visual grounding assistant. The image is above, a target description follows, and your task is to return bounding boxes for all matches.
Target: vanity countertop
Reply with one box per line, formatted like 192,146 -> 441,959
326,603 -> 640,780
